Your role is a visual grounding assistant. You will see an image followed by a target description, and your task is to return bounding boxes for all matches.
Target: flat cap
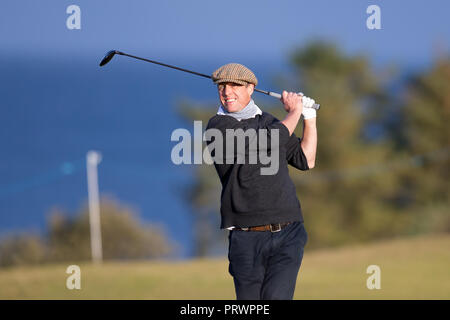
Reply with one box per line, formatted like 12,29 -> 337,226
211,63 -> 258,86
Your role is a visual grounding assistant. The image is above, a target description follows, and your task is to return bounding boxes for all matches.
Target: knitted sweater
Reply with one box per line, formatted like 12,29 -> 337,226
205,111 -> 309,229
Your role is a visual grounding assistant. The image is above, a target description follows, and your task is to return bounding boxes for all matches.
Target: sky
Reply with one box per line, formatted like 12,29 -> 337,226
0,0 -> 449,67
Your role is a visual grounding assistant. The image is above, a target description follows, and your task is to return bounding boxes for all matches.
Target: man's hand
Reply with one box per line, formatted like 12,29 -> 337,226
281,91 -> 303,114
302,98 -> 317,120
280,91 -> 303,136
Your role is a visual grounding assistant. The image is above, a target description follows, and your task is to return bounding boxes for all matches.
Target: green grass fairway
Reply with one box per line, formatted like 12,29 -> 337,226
0,233 -> 449,299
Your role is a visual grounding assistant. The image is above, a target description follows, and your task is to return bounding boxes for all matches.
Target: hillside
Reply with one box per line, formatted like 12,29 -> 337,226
0,233 -> 449,299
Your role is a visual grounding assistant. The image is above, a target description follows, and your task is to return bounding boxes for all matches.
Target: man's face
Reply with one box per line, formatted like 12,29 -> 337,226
218,82 -> 254,113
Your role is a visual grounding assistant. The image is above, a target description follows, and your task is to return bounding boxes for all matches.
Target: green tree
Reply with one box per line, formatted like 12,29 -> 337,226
47,197 -> 173,262
282,42 -> 408,247
177,100 -> 222,256
0,233 -> 46,268
0,197 -> 173,267
394,58 -> 450,232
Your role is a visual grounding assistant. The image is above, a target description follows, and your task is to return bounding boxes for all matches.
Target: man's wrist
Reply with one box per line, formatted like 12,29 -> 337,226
303,117 -> 316,125
289,107 -> 302,116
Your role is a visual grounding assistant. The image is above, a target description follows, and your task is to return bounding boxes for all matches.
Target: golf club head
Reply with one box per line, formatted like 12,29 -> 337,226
99,50 -> 118,67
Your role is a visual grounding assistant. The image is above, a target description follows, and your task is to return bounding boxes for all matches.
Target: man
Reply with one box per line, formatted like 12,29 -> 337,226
206,63 -> 317,300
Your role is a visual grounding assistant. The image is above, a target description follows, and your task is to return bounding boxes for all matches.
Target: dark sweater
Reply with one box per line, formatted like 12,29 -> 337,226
206,111 -> 309,229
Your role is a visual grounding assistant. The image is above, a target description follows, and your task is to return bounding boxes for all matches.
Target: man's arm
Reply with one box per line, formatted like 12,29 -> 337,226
280,91 -> 303,136
301,118 -> 317,169
280,91 -> 317,169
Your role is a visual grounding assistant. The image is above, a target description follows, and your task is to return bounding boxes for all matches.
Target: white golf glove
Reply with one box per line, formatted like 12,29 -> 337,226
299,93 -> 317,120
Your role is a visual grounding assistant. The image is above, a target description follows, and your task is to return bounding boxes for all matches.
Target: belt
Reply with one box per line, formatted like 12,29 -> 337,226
235,222 -> 292,233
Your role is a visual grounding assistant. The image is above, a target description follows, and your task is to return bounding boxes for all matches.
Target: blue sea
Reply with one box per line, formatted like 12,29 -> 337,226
0,53 -> 286,258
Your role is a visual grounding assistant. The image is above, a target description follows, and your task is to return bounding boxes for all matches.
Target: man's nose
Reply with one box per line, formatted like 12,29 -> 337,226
223,84 -> 233,95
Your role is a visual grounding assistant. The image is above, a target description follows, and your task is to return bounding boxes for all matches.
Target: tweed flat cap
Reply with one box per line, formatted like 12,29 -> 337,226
211,63 -> 258,86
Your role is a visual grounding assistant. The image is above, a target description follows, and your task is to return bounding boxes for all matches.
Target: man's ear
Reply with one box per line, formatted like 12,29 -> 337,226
247,83 -> 255,96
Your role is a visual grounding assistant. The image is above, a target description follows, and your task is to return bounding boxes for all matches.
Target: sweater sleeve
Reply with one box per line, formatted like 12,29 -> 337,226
285,133 -> 309,171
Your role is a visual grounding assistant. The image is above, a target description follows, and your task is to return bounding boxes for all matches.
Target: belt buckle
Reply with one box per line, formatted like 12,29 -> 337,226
270,223 -> 281,233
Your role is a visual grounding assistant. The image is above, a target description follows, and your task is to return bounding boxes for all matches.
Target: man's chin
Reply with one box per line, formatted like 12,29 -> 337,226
223,105 -> 243,113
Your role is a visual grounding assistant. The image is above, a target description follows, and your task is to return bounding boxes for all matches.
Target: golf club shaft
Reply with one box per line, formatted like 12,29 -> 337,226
116,51 -> 211,80
112,51 -> 320,110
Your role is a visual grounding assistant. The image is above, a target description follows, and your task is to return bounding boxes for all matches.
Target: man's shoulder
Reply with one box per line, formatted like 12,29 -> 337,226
260,111 -> 281,124
206,114 -> 238,130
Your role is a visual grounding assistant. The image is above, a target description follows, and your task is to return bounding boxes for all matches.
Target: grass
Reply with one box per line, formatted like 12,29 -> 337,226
0,233 -> 449,299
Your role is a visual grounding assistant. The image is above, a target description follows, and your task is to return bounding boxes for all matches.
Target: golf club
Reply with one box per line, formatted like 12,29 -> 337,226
99,50 -> 320,110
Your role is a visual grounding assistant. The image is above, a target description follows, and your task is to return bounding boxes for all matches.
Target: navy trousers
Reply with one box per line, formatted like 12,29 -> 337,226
228,221 -> 308,300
